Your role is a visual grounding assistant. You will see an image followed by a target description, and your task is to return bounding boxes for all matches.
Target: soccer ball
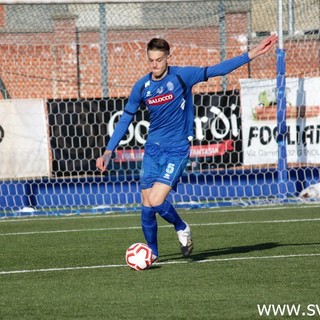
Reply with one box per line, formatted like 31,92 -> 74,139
125,243 -> 153,271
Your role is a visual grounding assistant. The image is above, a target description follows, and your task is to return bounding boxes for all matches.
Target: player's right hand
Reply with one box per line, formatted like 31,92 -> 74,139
96,150 -> 112,172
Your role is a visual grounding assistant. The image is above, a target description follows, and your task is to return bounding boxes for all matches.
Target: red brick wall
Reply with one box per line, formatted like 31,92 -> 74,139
0,10 -> 318,100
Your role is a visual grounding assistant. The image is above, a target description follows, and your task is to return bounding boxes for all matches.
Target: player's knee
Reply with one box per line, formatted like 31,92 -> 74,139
148,194 -> 165,208
145,183 -> 170,207
142,198 -> 151,207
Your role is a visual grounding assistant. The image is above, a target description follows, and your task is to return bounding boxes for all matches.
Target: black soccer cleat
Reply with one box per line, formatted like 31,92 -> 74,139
177,223 -> 193,257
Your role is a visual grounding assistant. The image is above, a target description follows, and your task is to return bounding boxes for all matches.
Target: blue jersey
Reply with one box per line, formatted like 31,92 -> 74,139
106,52 -> 251,151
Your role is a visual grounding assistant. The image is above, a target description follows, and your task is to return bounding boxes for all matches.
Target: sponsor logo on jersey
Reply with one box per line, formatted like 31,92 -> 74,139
147,93 -> 174,106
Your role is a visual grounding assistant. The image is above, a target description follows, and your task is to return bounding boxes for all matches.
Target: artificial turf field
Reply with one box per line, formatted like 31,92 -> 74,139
1,203 -> 320,319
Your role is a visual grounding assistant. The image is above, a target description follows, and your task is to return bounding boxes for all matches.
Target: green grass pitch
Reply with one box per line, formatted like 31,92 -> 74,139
0,204 -> 320,319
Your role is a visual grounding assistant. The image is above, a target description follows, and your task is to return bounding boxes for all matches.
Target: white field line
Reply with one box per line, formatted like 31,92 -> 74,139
0,253 -> 320,276
1,217 -> 320,237
1,204 -> 320,223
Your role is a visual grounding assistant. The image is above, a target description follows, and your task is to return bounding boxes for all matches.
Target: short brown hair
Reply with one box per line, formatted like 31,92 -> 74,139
147,38 -> 170,55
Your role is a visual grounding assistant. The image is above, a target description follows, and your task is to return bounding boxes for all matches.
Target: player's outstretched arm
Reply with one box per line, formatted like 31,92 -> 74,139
248,34 -> 278,60
96,150 -> 112,173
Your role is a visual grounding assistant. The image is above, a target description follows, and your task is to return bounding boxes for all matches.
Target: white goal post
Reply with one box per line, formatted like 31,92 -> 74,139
0,0 -> 319,216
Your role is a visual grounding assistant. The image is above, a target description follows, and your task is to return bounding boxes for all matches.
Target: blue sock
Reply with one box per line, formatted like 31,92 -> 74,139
152,200 -> 186,232
141,206 -> 158,257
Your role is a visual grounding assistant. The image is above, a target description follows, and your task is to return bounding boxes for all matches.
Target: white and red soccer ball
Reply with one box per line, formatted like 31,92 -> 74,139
125,243 -> 153,271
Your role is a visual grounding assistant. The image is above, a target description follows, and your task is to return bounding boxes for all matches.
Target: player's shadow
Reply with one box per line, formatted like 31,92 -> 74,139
159,241 -> 320,262
188,242 -> 280,261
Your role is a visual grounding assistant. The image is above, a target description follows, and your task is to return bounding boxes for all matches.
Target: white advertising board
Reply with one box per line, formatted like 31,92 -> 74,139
0,99 -> 50,179
240,78 -> 320,165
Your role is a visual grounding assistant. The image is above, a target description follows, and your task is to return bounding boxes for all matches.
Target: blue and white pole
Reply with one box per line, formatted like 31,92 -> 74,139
277,0 -> 288,199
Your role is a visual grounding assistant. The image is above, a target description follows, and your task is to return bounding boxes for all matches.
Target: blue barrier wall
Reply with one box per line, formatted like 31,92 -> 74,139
1,167 -> 319,215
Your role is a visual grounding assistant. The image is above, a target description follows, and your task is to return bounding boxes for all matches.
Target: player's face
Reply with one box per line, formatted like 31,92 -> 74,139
147,50 -> 170,80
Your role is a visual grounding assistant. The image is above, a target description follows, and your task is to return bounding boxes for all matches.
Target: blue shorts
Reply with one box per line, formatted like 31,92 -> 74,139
140,141 -> 190,191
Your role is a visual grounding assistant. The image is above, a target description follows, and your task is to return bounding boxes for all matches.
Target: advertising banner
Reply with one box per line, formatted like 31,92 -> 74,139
48,91 -> 241,175
240,78 -> 320,165
0,99 -> 50,179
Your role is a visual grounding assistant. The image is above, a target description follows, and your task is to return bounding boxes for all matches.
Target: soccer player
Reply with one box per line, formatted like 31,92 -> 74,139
96,34 -> 278,261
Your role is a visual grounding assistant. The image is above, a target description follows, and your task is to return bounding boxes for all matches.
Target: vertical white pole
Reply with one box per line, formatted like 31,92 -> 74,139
278,0 -> 283,49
